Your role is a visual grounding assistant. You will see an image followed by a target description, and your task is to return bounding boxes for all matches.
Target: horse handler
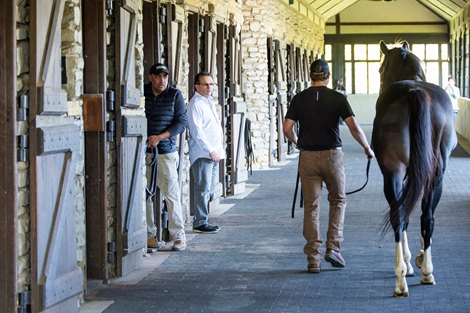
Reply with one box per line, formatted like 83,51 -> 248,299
283,59 -> 375,274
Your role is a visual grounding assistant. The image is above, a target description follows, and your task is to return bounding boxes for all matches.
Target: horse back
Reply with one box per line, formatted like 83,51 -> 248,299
372,80 -> 456,172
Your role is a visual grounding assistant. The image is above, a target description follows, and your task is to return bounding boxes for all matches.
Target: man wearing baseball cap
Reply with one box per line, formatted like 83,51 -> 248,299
145,62 -> 187,251
283,59 -> 374,273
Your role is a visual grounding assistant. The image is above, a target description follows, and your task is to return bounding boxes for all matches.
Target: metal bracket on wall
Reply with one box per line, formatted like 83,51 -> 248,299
107,241 -> 116,263
17,290 -> 31,313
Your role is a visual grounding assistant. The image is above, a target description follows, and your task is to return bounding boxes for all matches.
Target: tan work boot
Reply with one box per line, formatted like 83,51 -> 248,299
147,236 -> 164,250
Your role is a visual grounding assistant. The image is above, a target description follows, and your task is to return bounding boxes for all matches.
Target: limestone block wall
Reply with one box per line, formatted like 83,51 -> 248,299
241,0 -> 325,168
16,0 -> 31,293
13,0 -> 326,294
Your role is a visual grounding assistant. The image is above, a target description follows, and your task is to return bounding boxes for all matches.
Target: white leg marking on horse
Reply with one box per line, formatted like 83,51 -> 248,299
402,231 -> 414,277
394,242 -> 409,297
420,246 -> 436,285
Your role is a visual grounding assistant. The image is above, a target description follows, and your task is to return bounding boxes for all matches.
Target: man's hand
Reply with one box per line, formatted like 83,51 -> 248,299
209,151 -> 220,162
147,135 -> 161,148
364,146 -> 375,159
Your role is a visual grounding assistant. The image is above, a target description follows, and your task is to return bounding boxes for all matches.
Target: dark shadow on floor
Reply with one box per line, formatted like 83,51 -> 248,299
451,143 -> 470,158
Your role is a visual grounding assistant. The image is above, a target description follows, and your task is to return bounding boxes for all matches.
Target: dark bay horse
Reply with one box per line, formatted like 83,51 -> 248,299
372,41 -> 457,297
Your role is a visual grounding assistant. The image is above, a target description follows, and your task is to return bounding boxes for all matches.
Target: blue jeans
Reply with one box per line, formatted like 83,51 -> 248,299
191,158 -> 218,228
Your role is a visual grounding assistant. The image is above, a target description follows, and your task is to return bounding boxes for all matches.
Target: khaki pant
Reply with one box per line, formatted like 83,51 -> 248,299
146,151 -> 186,241
299,149 -> 346,264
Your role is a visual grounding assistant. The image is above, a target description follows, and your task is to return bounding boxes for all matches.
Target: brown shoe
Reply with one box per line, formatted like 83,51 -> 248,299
172,240 -> 186,251
308,262 -> 321,273
147,237 -> 165,249
325,250 -> 346,268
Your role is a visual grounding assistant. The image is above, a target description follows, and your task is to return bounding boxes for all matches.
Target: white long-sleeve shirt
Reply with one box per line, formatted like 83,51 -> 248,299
187,92 -> 226,165
445,84 -> 461,112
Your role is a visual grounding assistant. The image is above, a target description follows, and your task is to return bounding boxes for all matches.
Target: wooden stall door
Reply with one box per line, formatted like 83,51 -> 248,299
203,15 -> 222,203
142,0 -> 167,243
0,1 -> 17,312
30,1 -> 83,312
115,0 -> 147,277
216,22 -> 228,197
286,43 -> 297,155
267,38 -> 287,165
226,25 -> 247,195
274,40 -> 288,161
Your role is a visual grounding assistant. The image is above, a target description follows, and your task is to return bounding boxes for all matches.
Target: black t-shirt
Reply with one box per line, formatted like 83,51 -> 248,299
285,86 -> 354,151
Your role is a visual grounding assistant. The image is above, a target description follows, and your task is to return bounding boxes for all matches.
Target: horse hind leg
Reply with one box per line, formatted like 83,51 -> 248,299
402,229 -> 414,277
384,173 -> 410,296
393,241 -> 409,297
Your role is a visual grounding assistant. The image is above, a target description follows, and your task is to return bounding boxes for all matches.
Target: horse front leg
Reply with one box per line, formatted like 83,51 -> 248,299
415,171 -> 442,286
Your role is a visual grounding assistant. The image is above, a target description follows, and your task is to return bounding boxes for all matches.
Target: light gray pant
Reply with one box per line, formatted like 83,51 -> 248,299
146,151 -> 186,241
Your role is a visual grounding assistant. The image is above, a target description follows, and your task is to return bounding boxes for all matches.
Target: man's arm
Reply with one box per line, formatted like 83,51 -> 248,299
283,118 -> 298,146
147,90 -> 187,148
147,131 -> 170,148
344,116 -> 375,158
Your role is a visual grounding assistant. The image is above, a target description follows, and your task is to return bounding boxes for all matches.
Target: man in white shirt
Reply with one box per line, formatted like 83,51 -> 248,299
444,75 -> 460,116
187,72 -> 225,233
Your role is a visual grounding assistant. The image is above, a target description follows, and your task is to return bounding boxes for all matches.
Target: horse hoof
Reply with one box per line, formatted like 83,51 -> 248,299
421,273 -> 436,285
406,263 -> 415,277
415,250 -> 424,269
393,290 -> 409,297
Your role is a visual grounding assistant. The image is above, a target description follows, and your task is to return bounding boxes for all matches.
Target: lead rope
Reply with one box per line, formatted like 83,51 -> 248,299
145,148 -> 158,200
291,157 -> 371,218
346,157 -> 371,195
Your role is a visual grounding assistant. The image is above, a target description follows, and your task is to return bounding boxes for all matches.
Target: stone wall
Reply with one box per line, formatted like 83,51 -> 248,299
241,0 -> 325,168
16,0 -> 30,293
13,0 -> 327,299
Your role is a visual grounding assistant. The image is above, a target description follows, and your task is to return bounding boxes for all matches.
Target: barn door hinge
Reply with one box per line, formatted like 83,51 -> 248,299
199,17 -> 204,32
17,290 -> 31,313
107,89 -> 115,112
107,121 -> 116,142
17,134 -> 29,162
159,6 -> 167,23
106,0 -> 114,16
17,93 -> 29,121
107,241 -> 116,263
106,90 -> 116,142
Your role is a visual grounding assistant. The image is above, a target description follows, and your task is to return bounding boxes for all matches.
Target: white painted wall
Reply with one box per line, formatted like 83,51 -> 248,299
456,98 -> 470,142
347,94 -> 378,125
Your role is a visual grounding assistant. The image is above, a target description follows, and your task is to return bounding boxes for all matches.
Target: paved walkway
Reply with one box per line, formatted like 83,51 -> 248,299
82,125 -> 470,313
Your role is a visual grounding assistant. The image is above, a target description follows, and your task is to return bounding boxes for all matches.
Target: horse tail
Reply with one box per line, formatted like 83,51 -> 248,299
398,89 -> 436,222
